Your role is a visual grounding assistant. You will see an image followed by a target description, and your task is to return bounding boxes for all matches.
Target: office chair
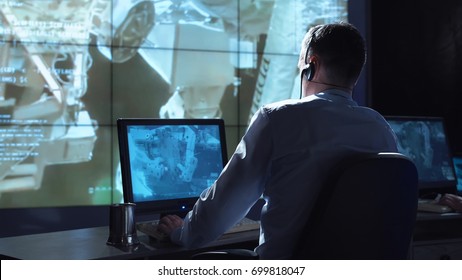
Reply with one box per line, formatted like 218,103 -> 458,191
193,152 -> 419,260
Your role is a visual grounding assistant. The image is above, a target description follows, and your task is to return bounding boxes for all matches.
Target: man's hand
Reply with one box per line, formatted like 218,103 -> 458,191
158,214 -> 184,235
439,193 -> 462,212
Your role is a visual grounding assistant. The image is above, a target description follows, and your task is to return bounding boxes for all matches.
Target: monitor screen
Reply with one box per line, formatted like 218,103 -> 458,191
386,116 -> 457,192
0,0 -> 367,237
117,118 -> 227,216
453,156 -> 462,194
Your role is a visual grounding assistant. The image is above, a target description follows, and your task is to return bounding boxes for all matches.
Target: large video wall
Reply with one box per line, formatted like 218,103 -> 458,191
0,0 -> 348,211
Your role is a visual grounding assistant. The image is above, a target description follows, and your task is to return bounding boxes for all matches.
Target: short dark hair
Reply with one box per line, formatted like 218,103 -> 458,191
299,22 -> 366,86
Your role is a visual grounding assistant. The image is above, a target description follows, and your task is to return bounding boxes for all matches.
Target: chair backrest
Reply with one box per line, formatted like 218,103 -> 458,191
293,152 -> 419,259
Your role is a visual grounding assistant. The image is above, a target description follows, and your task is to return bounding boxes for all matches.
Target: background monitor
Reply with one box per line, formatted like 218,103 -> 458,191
453,155 -> 462,195
386,116 -> 457,194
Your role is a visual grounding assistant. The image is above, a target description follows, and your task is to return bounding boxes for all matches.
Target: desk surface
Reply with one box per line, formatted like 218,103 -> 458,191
4,212 -> 459,260
0,227 -> 259,260
417,211 -> 462,221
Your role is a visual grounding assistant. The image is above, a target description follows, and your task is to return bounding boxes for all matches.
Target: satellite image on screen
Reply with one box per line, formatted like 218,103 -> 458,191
127,124 -> 223,202
388,119 -> 456,183
0,0 -> 348,209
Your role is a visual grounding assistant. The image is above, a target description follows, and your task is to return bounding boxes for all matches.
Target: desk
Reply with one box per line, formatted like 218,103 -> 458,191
412,212 -> 462,259
0,227 -> 259,260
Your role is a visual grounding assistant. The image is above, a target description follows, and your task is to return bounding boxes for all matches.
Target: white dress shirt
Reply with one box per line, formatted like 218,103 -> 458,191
170,89 -> 398,259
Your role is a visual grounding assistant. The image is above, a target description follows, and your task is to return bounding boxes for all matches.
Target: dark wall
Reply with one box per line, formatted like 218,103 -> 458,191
369,0 -> 462,153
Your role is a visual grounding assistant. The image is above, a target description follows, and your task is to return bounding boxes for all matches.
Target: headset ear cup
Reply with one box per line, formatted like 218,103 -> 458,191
303,62 -> 315,81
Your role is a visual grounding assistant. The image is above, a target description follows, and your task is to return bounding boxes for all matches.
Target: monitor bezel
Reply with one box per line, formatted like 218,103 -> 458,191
117,118 -> 228,216
385,115 -> 457,193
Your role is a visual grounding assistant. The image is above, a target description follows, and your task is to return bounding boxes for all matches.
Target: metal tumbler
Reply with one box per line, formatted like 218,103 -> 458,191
107,203 -> 139,246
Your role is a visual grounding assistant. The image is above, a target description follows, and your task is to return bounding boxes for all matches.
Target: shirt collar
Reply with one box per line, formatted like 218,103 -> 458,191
314,89 -> 357,106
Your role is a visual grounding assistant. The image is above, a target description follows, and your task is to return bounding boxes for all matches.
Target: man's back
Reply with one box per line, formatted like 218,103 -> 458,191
256,89 -> 397,259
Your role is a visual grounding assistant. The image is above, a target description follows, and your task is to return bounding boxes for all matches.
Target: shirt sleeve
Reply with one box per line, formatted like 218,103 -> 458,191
170,108 -> 273,248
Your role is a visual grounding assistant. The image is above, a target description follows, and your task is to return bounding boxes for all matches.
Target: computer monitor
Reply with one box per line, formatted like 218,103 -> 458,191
453,155 -> 462,195
386,116 -> 457,194
117,118 -> 228,218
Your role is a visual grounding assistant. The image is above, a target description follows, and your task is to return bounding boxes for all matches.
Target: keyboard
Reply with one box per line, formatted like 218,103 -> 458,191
137,217 -> 260,242
137,220 -> 169,241
418,199 -> 453,213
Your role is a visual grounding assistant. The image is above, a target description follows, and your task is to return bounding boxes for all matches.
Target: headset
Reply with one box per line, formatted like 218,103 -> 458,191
299,45 -> 314,98
301,61 -> 315,82
301,40 -> 314,82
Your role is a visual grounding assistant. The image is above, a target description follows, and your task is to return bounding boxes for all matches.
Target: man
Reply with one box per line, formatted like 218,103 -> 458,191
158,22 -> 398,259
